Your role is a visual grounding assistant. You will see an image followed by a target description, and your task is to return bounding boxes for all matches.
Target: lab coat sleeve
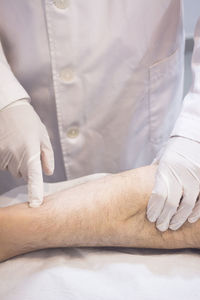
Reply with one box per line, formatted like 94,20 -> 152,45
170,17 -> 200,141
0,40 -> 30,110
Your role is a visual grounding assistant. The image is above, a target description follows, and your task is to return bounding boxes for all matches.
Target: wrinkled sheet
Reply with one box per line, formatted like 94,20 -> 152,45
0,177 -> 200,300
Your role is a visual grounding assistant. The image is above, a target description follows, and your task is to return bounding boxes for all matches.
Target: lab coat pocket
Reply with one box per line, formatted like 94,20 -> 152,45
148,47 -> 184,145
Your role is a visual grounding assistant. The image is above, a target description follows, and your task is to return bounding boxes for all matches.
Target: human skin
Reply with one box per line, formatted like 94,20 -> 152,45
0,165 -> 199,263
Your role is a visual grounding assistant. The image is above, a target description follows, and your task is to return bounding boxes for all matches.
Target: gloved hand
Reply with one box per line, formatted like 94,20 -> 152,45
0,100 -> 54,207
147,136 -> 200,231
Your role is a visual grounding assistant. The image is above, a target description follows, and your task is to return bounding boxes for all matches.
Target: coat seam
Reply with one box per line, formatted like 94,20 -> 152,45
44,0 -> 70,179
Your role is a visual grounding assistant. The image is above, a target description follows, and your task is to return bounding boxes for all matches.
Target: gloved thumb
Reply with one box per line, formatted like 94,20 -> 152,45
41,141 -> 55,176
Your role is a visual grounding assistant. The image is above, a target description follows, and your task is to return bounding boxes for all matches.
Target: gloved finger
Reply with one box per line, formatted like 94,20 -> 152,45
7,154 -> 22,178
41,127 -> 54,176
6,146 -> 26,178
27,152 -> 44,208
169,166 -> 200,230
0,150 -> 13,171
41,141 -> 54,176
156,164 -> 183,232
188,195 -> 200,223
147,165 -> 168,223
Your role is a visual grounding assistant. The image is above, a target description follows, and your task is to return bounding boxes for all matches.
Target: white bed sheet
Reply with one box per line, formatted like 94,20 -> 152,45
0,179 -> 200,300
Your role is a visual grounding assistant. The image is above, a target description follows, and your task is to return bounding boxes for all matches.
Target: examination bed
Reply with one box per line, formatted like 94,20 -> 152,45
0,176 -> 200,300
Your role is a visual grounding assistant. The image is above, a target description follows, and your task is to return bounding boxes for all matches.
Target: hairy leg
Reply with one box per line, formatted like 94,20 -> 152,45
0,165 -> 199,262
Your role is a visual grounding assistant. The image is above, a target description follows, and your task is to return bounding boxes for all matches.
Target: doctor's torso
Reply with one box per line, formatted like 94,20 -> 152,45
0,0 -> 185,193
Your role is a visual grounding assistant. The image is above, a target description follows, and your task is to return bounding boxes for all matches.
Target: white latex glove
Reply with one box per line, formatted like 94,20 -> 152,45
0,100 -> 54,207
147,136 -> 200,231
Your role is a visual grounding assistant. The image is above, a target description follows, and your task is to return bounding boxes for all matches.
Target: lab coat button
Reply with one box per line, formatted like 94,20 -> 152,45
60,68 -> 75,82
53,0 -> 69,9
67,127 -> 79,138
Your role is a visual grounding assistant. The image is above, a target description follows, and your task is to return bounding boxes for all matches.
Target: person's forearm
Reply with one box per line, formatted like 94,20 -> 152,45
0,165 -> 199,262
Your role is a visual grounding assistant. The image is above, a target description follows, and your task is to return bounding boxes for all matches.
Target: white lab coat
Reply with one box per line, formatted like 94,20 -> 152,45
0,0 -> 196,193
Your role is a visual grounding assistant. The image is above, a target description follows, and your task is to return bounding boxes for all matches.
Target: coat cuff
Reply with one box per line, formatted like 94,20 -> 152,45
170,115 -> 200,142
